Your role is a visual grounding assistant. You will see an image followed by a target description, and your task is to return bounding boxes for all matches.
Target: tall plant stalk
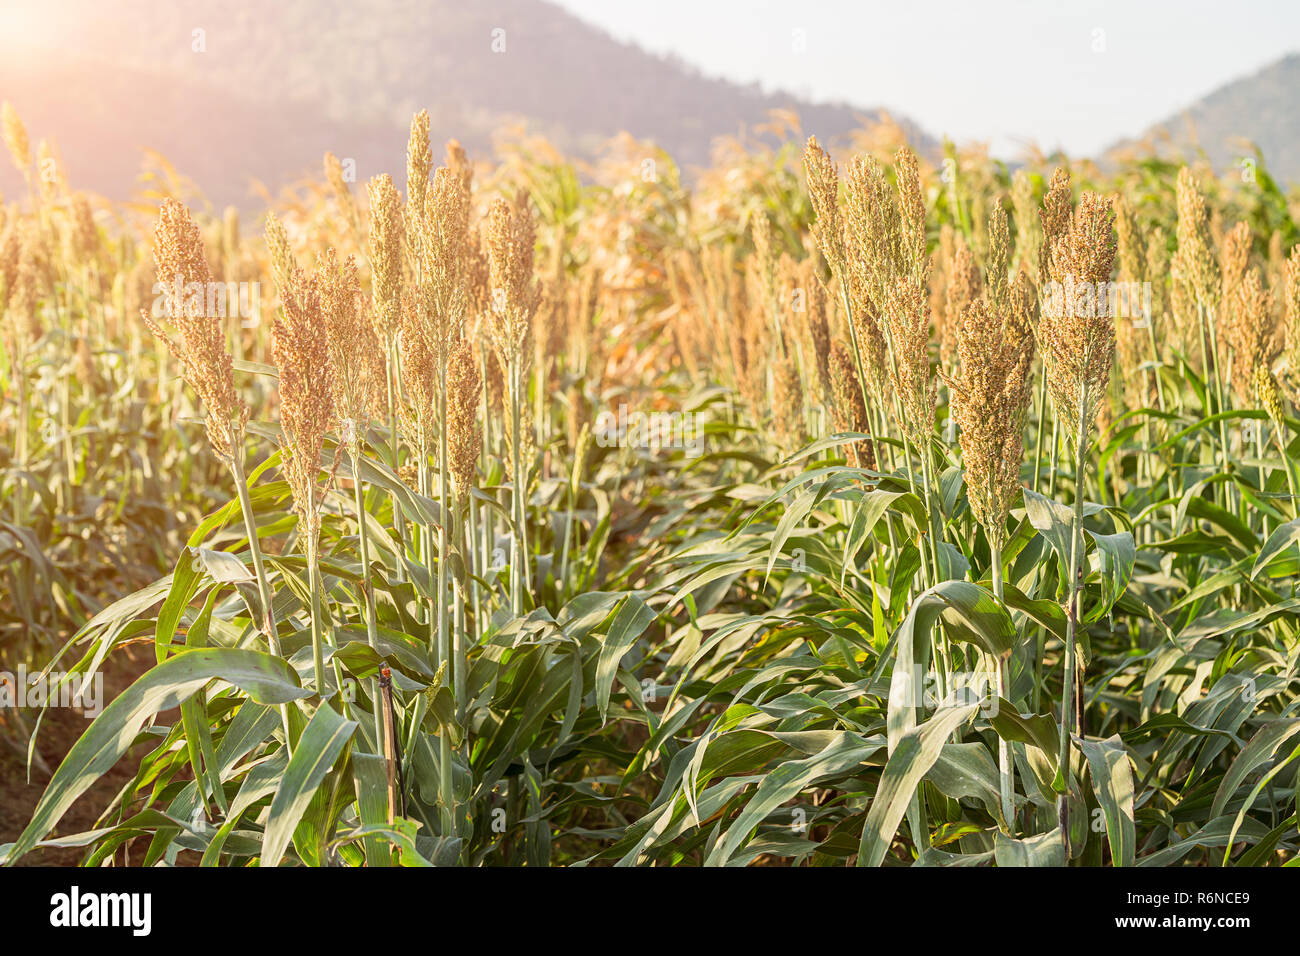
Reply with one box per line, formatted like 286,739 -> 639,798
990,540 -> 1014,832
350,449 -> 385,749
1056,376 -> 1090,841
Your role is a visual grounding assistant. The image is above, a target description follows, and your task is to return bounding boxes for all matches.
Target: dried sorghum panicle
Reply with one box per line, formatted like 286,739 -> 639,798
1172,167 -> 1220,310
446,336 -> 482,495
146,199 -> 248,463
1039,191 -> 1117,437
367,173 -> 404,345
828,339 -> 874,469
945,285 -> 1035,549
272,267 -> 336,545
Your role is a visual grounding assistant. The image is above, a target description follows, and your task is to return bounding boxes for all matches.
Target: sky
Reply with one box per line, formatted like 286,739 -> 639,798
552,0 -> 1300,159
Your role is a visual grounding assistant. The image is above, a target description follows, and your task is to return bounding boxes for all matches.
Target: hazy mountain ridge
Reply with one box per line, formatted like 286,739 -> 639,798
0,0 -> 934,207
1109,52 -> 1300,184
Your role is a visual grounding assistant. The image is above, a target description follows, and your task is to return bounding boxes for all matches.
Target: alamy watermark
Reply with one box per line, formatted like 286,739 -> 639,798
1,665 -> 104,717
594,403 -> 704,458
1041,278 -> 1152,327
152,278 -> 262,327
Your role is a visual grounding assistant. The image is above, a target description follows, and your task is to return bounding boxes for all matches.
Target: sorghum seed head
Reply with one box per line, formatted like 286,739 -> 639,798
446,336 -> 482,494
367,173 -> 404,343
2,102 -> 30,172
146,199 -> 248,463
272,267 -> 336,547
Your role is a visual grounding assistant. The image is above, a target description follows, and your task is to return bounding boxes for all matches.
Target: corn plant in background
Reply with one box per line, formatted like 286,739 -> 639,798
2,101 -> 1299,866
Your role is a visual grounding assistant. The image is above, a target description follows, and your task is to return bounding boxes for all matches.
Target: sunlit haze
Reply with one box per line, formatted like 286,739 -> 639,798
553,0 -> 1300,158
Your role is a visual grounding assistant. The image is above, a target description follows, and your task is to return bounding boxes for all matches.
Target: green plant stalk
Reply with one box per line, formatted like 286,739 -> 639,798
1256,416 -> 1268,540
305,533 -> 327,696
534,339 -> 547,478
415,434 -> 435,633
558,473 -> 576,603
437,382 -> 451,670
1055,375 -> 1090,838
452,494 -> 468,712
836,286 -> 883,465
990,538 -> 1014,833
1271,413 -> 1300,598
385,339 -> 408,574
436,367 -> 454,835
231,450 -> 295,751
917,437 -> 944,577
60,373 -> 75,490
230,453 -> 281,657
13,360 -> 28,527
1201,305 -> 1232,503
350,446 -> 385,751
467,491 -> 484,658
1144,318 -> 1166,412
509,358 -> 531,615
509,360 -> 522,615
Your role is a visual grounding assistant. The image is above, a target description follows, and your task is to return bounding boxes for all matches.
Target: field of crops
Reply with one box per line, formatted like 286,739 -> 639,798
2,103 -> 1299,868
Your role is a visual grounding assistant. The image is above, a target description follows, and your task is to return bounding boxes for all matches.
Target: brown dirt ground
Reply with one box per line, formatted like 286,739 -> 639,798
0,643 -> 193,866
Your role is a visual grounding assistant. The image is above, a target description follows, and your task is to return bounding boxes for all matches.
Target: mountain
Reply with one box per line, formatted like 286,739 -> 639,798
0,0 -> 936,208
1108,52 -> 1300,184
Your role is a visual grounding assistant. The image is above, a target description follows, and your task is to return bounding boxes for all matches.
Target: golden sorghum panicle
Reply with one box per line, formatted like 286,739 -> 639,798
273,267 -> 336,546
986,200 -> 1011,312
803,135 -> 845,277
400,296 -> 438,458
1114,194 -> 1145,285
894,147 -> 927,287
324,152 -> 360,236
406,110 -> 433,218
538,270 -> 569,386
2,102 -> 30,173
465,218 -> 492,319
945,283 -> 1035,549
828,340 -> 875,469
0,228 -> 19,313
837,154 -> 894,401
66,194 -> 100,270
943,234 -> 980,363
880,146 -> 936,445
772,352 -> 803,452
319,249 -> 384,433
1011,169 -> 1040,277
1040,191 -> 1118,436
1172,167 -> 1220,310
446,337 -> 482,494
1284,245 -> 1300,404
485,194 -> 541,368
1038,167 -> 1073,286
418,165 -> 471,358
145,199 -> 248,463
5,233 -> 38,344
1229,268 -> 1275,403
1112,197 -> 1148,395
445,139 -> 473,194
367,173 -> 404,344
222,206 -> 241,277
752,211 -> 777,303
1218,221 -> 1252,355
483,345 -> 505,416
802,261 -> 831,397
324,152 -> 348,202
844,154 -> 900,301
264,211 -> 296,299
931,225 -> 955,348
